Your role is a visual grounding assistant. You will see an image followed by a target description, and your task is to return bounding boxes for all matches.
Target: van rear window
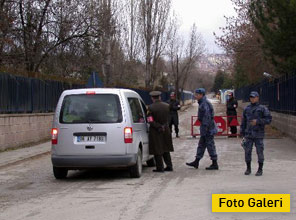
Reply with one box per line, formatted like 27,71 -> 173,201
60,94 -> 122,123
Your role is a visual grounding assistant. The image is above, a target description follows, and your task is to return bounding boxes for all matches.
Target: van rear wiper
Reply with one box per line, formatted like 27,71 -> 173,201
87,120 -> 103,123
71,120 -> 102,123
72,120 -> 86,123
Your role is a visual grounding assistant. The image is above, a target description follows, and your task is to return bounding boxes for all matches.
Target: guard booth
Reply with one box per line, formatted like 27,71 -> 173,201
191,115 -> 242,137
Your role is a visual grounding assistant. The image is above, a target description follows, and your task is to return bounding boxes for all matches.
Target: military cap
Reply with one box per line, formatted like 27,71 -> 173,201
195,88 -> 206,94
170,92 -> 176,97
249,91 -> 259,97
149,91 -> 161,97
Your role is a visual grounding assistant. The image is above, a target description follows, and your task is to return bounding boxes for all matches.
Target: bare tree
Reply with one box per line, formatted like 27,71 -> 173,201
1,0 -> 201,91
167,15 -> 183,97
14,0 -> 91,73
139,0 -> 172,88
119,0 -> 141,61
97,0 -> 115,85
0,0 -> 16,65
179,24 -> 205,92
167,23 -> 205,97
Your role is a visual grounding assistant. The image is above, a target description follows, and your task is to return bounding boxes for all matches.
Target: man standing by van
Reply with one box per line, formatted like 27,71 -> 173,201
168,92 -> 181,138
147,91 -> 174,172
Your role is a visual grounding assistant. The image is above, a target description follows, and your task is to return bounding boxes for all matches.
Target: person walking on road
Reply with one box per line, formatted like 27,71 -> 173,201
168,92 -> 181,138
186,88 -> 219,170
147,91 -> 174,172
226,92 -> 238,137
240,91 -> 272,176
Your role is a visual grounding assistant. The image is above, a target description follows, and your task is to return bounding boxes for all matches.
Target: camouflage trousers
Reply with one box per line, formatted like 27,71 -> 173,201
244,138 -> 264,163
196,135 -> 218,161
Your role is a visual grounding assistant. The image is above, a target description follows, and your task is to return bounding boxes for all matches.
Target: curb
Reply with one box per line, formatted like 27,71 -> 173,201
0,141 -> 51,169
0,151 -> 50,169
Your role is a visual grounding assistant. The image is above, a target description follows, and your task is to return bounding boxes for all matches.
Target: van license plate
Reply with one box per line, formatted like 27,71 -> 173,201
77,136 -> 106,143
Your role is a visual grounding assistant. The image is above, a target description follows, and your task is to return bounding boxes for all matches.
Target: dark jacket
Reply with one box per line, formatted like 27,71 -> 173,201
198,96 -> 217,136
168,99 -> 180,125
240,102 -> 272,138
147,100 -> 174,155
226,97 -> 238,116
168,99 -> 181,115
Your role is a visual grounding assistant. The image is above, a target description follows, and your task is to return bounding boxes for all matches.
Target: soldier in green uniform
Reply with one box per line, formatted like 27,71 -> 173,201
147,91 -> 174,172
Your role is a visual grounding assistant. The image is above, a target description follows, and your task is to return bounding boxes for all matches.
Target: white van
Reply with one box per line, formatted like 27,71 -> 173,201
51,88 -> 155,179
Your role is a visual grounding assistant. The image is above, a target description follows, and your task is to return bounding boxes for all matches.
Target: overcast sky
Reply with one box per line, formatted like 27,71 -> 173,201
172,0 -> 237,54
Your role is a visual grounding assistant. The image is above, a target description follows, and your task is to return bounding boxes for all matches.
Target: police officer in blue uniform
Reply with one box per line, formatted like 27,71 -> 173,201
186,88 -> 219,170
240,91 -> 272,176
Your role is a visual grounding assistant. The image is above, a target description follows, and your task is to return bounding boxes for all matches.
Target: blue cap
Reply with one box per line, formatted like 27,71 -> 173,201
250,91 -> 259,97
195,88 -> 205,94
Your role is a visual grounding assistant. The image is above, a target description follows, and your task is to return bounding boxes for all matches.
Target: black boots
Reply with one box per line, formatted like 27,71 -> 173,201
244,162 -> 251,175
186,159 -> 219,170
206,160 -> 219,170
153,169 -> 164,173
164,166 -> 173,171
186,158 -> 200,169
255,162 -> 263,176
245,162 -> 263,176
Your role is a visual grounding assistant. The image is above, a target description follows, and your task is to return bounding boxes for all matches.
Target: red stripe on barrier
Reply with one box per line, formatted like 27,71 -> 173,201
191,115 -> 242,136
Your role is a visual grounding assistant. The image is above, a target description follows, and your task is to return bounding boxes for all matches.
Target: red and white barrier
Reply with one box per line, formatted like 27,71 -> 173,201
191,115 -> 242,137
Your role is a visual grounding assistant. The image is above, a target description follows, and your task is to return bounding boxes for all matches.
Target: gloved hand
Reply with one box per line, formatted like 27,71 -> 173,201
241,137 -> 247,149
158,125 -> 166,133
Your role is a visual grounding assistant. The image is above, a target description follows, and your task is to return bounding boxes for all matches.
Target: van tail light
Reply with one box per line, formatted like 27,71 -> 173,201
124,127 -> 133,143
51,128 -> 58,145
86,91 -> 96,95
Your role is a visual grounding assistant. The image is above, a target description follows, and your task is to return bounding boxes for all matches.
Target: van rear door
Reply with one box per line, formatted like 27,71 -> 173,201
56,93 -> 126,155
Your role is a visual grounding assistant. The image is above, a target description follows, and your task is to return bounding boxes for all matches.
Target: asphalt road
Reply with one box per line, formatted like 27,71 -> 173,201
0,98 -> 296,220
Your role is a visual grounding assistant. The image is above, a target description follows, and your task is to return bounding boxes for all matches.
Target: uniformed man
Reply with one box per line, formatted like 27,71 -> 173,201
240,91 -> 272,176
226,92 -> 238,137
186,88 -> 219,170
147,91 -> 174,172
168,92 -> 181,138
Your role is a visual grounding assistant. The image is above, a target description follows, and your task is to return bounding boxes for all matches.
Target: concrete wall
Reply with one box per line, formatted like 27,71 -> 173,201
269,111 -> 296,141
238,101 -> 296,141
0,113 -> 54,151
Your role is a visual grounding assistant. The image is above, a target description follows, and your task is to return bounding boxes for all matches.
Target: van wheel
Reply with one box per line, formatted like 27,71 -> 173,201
53,166 -> 68,179
146,158 -> 155,167
129,149 -> 142,178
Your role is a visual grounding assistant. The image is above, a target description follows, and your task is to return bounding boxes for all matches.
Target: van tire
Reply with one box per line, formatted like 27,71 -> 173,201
129,149 -> 142,178
146,158 -> 155,167
53,166 -> 68,179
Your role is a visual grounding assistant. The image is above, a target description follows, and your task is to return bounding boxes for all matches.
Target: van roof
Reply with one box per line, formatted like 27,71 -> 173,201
61,88 -> 139,96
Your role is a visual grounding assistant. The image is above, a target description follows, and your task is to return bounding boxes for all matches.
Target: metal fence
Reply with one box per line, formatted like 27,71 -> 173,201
122,88 -> 193,105
0,73 -> 84,114
0,73 -> 194,114
235,74 -> 296,115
